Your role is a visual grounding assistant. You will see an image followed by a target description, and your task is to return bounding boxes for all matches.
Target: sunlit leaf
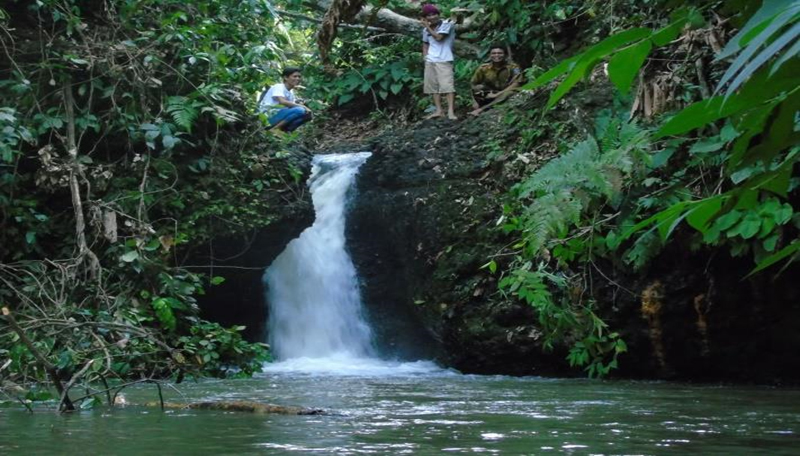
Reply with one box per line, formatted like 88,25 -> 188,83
608,40 -> 652,94
121,251 -> 139,262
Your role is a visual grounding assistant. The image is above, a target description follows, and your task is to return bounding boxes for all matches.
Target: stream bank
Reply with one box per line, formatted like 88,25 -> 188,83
337,97 -> 800,383
198,96 -> 800,384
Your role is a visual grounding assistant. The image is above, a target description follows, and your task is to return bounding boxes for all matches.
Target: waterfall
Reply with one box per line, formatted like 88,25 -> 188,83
263,152 -> 374,361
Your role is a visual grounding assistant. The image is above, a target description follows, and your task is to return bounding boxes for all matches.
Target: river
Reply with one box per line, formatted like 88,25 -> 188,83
2,153 -> 799,454
2,360 -> 800,454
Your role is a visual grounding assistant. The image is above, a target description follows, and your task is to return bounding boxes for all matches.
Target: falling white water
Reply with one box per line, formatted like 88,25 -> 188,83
263,152 -> 374,361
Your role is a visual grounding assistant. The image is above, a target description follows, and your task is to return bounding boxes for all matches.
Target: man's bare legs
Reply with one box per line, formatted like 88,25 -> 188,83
446,92 -> 457,120
426,93 -> 444,119
427,92 -> 457,120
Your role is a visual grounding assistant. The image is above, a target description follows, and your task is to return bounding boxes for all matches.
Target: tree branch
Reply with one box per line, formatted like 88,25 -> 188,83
63,80 -> 101,280
2,307 -> 75,412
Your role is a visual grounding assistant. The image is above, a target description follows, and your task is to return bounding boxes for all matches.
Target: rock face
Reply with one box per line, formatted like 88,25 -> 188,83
346,116 -> 569,374
598,247 -> 800,384
344,112 -> 800,383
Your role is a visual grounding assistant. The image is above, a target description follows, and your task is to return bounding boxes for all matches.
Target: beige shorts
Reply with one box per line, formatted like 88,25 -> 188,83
424,62 -> 455,94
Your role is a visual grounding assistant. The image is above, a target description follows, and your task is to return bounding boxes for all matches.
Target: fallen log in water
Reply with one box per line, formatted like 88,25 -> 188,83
143,400 -> 326,415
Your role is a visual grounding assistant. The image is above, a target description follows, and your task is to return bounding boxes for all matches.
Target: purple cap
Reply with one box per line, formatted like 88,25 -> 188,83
422,4 -> 440,16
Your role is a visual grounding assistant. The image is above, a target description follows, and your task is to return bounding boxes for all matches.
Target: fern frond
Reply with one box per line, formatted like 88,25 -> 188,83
518,139 -> 600,198
522,191 -> 584,255
166,96 -> 200,132
512,119 -> 652,258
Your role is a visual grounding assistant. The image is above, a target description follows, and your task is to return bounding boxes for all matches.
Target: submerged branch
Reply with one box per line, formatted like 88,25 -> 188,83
142,400 -> 327,415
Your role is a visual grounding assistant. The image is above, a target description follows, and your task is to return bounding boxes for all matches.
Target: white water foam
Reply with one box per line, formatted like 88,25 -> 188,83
263,152 -> 375,362
261,355 -> 450,377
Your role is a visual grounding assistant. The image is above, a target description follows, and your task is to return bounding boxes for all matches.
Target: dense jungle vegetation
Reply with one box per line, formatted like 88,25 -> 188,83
1,0 -> 798,410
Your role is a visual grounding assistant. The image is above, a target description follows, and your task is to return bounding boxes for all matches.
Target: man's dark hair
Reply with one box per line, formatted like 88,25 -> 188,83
282,67 -> 302,78
488,43 -> 506,54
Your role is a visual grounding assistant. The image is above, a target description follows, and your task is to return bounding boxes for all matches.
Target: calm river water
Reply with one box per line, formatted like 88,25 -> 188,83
2,358 -> 799,455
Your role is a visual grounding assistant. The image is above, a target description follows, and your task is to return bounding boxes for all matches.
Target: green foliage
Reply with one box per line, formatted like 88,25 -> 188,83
497,261 -> 627,377
523,8 -> 702,108
178,321 -> 271,378
715,2 -> 800,97
334,61 -> 419,106
524,0 -> 800,275
0,0 -> 311,399
493,112 -> 652,376
489,0 -> 799,379
309,34 -> 424,110
468,0 -> 609,57
509,116 -> 651,258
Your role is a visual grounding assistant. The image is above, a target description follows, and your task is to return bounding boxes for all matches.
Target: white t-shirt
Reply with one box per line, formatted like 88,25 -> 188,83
258,83 -> 295,113
422,20 -> 455,63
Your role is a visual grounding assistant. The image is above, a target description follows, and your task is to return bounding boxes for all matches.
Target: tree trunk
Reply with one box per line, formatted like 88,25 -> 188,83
307,0 -> 480,57
317,0 -> 368,64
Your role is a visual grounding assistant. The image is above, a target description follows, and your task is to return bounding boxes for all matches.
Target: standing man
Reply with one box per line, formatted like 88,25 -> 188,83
420,4 -> 457,120
469,44 -> 522,116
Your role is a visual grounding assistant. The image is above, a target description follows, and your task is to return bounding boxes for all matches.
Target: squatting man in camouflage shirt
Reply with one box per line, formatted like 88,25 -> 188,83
469,44 -> 523,116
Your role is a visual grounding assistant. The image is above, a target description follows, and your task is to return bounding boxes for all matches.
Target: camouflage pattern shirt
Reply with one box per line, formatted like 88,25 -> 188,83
470,62 -> 522,92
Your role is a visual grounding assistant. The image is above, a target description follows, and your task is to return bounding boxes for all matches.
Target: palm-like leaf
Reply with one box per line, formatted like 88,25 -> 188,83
715,1 -> 800,97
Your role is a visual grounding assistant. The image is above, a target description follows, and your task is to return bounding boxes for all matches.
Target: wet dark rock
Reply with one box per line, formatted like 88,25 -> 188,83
344,106 -> 800,383
145,401 -> 327,415
345,114 -> 565,372
597,247 -> 800,384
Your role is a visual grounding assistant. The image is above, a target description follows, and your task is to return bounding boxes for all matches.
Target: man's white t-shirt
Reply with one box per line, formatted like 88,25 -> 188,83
422,20 -> 455,63
258,83 -> 295,113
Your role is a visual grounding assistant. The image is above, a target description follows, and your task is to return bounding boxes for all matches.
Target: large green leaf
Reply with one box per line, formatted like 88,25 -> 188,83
656,60 -> 799,138
723,20 -> 800,97
717,0 -> 796,59
584,28 -> 653,58
657,205 -> 690,241
651,16 -> 687,46
727,99 -> 780,169
771,34 -> 800,73
715,4 -> 800,95
617,201 -> 692,244
686,196 -> 724,233
523,55 -> 579,90
546,28 -> 652,108
746,239 -> 800,276
530,28 -> 652,107
656,96 -> 746,138
608,40 -> 653,94
546,58 -> 599,109
729,90 -> 800,176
